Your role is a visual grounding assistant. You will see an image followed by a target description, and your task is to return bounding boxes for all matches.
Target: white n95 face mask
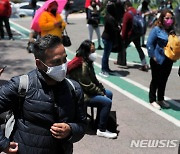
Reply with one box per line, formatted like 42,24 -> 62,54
89,52 -> 97,62
45,62 -> 67,82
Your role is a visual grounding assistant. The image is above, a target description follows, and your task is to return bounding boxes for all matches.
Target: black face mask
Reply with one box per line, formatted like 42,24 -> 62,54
50,8 -> 57,16
92,4 -> 96,8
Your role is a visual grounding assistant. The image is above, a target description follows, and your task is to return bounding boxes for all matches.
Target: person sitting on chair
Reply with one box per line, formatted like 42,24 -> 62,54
67,40 -> 117,139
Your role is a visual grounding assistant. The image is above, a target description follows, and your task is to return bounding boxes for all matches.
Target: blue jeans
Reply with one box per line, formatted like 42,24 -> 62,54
88,89 -> 112,131
101,39 -> 113,72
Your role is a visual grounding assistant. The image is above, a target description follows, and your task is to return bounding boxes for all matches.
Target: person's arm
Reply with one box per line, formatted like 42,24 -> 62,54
121,12 -> 131,40
39,12 -> 56,31
66,81 -> 87,143
79,63 -> 105,96
6,0 -> 12,18
59,15 -> 66,31
0,77 -> 20,152
146,27 -> 158,58
50,81 -> 87,143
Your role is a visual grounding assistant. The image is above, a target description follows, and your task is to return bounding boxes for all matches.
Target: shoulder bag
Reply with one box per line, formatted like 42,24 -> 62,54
62,28 -> 72,47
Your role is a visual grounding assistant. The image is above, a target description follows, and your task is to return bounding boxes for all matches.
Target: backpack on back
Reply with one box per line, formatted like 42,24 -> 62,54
5,74 -> 29,138
164,34 -> 180,61
129,11 -> 146,37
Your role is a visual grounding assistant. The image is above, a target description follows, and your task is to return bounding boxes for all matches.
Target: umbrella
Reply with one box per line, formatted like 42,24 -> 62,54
31,0 -> 67,32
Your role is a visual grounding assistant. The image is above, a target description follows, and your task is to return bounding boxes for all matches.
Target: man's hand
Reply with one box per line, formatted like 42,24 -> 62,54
50,123 -> 71,139
4,142 -> 18,154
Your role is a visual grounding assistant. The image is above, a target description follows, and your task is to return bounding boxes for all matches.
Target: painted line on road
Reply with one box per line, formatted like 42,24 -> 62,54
10,21 -> 30,39
66,48 -> 180,127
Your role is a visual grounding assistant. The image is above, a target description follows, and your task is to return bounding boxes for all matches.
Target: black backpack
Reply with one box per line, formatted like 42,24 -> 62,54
129,11 -> 146,37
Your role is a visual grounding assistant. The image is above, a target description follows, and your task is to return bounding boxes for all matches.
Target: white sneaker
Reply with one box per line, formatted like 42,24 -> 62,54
99,71 -> 109,77
96,129 -> 117,139
151,102 -> 161,110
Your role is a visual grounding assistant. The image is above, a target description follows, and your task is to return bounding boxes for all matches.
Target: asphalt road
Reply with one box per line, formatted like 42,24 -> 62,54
0,13 -> 180,154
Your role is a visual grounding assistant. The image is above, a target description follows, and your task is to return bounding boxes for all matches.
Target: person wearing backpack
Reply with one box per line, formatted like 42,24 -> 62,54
0,0 -> 13,40
0,34 -> 87,154
115,1 -> 148,71
137,0 -> 156,47
146,9 -> 175,110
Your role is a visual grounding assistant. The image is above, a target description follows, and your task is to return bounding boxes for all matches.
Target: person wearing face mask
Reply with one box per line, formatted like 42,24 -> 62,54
166,0 -> 173,11
39,0 -> 66,38
87,0 -> 103,50
67,40 -> 117,139
146,9 -> 175,110
0,34 -> 87,154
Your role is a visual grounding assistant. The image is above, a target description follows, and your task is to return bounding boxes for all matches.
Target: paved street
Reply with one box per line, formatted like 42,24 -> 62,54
0,13 -> 180,154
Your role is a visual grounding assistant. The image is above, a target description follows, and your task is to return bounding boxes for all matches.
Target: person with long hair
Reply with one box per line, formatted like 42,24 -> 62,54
146,9 -> 175,109
67,40 -> 117,139
100,1 -> 120,77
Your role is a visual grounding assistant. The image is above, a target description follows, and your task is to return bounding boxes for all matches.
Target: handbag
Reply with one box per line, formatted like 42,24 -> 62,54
62,28 -> 71,47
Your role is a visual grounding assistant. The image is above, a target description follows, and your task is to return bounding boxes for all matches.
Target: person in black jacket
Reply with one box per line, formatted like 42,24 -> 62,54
0,34 -> 87,154
87,0 -> 103,50
100,1 -> 120,77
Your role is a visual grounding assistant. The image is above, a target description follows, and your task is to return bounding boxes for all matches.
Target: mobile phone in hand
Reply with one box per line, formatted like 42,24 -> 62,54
2,66 -> 7,71
0,66 -> 7,75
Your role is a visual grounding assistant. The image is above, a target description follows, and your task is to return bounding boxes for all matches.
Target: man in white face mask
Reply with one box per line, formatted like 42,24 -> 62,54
0,34 -> 87,154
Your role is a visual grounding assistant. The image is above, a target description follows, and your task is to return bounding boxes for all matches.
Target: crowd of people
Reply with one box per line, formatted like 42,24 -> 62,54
0,0 -> 179,153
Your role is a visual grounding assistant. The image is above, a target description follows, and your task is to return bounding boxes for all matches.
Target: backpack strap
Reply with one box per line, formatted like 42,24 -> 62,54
129,10 -> 134,16
18,74 -> 29,97
65,78 -> 75,91
5,75 -> 29,138
65,78 -> 77,103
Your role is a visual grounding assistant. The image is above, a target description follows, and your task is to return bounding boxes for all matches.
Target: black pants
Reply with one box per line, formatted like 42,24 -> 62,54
117,36 -> 146,66
149,57 -> 173,103
0,16 -> 13,39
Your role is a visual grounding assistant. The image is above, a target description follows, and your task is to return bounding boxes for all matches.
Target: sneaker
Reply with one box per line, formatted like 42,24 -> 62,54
118,64 -> 128,69
9,37 -> 14,40
158,101 -> 170,108
140,65 -> 149,72
97,45 -> 103,50
96,129 -> 117,139
99,71 -> 109,77
141,44 -> 146,48
150,102 -> 161,110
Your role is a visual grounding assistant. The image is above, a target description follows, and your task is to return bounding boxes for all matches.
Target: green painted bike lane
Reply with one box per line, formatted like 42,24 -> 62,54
94,41 -> 180,67
10,21 -> 29,39
66,49 -> 180,121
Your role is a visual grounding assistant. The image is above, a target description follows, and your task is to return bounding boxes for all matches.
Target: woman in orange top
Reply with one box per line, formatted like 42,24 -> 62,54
39,1 -> 66,38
